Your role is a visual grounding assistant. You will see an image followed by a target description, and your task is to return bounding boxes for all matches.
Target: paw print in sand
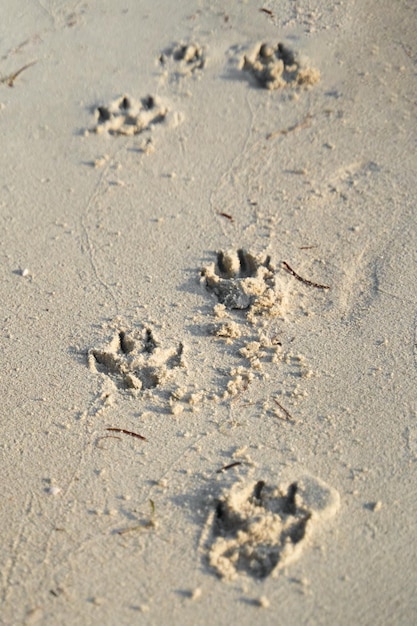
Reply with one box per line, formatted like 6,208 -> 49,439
88,326 -> 185,392
159,42 -> 206,77
201,249 -> 284,319
241,42 -> 320,90
90,94 -> 169,136
206,475 -> 339,581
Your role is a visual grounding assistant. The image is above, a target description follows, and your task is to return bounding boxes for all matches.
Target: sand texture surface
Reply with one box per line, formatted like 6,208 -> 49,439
1,1 -> 417,624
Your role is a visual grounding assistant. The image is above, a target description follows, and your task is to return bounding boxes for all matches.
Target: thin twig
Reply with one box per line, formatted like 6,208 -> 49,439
106,427 -> 147,441
218,212 -> 234,222
216,461 -> 242,473
273,398 -> 294,422
267,114 -> 312,140
0,61 -> 37,87
282,261 -> 330,290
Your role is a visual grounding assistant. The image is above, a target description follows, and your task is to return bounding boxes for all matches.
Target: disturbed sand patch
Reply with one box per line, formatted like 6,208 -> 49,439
196,249 -> 321,407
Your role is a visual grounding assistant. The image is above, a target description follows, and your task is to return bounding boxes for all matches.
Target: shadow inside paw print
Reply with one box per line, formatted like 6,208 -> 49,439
205,475 -> 339,581
88,326 -> 184,392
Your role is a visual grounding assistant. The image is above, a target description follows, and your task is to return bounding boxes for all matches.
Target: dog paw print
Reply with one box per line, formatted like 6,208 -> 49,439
241,42 -> 320,90
201,249 -> 282,318
89,94 -> 169,136
206,475 -> 339,581
88,326 -> 185,392
159,42 -> 206,77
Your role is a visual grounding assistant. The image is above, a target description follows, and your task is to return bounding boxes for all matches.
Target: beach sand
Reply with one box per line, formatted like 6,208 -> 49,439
1,1 -> 417,624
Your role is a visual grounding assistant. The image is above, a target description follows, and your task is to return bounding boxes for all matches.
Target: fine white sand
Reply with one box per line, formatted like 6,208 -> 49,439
1,1 -> 417,624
